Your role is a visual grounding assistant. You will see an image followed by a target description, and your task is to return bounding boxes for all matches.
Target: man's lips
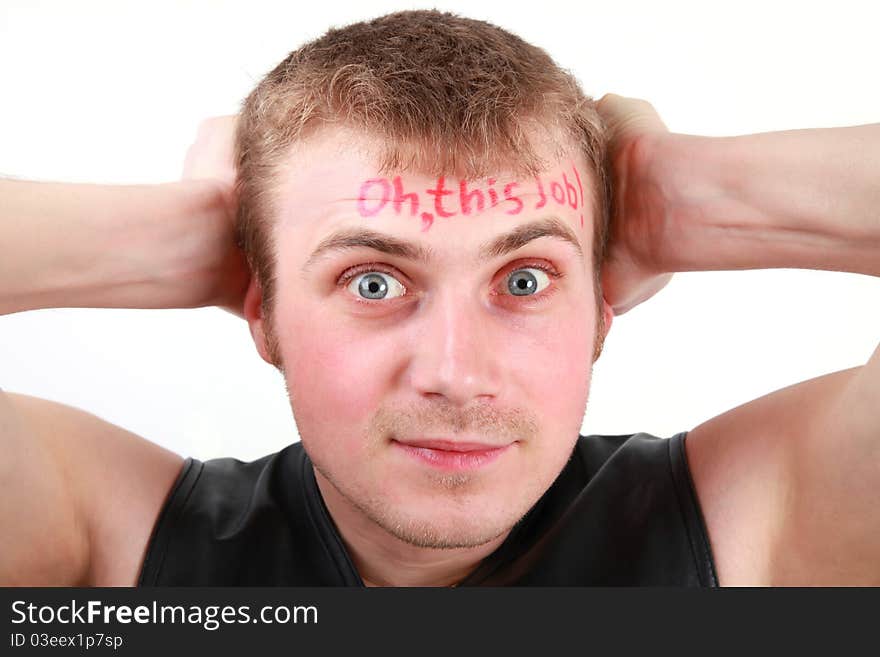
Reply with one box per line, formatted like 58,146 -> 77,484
394,438 -> 509,452
391,438 -> 514,471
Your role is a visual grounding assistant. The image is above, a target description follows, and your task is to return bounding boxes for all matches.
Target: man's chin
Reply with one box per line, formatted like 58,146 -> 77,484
312,458 -> 525,550
370,511 -> 515,550
353,489 -> 528,550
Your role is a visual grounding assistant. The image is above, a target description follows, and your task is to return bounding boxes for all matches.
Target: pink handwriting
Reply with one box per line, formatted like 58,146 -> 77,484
356,163 -> 586,231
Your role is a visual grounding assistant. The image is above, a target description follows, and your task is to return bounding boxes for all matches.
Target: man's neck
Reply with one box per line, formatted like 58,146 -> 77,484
313,467 -> 510,587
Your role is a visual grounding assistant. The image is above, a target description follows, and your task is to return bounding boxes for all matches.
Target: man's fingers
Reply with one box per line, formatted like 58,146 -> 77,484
596,93 -> 669,138
181,115 -> 239,185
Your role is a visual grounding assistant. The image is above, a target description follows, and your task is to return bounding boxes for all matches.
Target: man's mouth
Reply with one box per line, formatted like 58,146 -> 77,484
391,437 -> 514,471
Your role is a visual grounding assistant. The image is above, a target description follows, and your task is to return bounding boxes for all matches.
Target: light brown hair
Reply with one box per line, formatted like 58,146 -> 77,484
235,10 -> 611,360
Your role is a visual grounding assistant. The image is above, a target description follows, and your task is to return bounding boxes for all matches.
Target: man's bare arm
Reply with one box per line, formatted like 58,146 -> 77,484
644,124 -> 880,584
0,178 -> 245,584
0,178 -> 246,315
646,124 -> 880,277
0,393 -> 182,585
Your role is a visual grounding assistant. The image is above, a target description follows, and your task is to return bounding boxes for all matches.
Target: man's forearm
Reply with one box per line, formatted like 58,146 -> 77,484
0,179 -> 234,315
653,124 -> 880,277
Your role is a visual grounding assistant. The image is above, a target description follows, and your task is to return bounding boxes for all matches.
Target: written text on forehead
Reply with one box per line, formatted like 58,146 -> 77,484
354,162 -> 589,233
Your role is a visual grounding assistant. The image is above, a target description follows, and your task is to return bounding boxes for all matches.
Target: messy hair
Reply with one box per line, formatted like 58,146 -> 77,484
235,9 -> 611,356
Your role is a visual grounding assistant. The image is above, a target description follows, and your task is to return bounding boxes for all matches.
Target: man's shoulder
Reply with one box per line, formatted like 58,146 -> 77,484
137,441 -> 350,586
573,430 -> 685,477
155,442 -> 304,520
566,431 -> 699,518
477,430 -> 717,586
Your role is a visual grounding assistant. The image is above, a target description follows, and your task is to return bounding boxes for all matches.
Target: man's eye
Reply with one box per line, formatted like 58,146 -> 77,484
343,264 -> 557,302
347,272 -> 407,300
506,267 -> 552,296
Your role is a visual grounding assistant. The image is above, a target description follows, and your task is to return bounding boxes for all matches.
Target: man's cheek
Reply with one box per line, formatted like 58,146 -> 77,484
519,324 -> 593,419
286,331 -> 394,425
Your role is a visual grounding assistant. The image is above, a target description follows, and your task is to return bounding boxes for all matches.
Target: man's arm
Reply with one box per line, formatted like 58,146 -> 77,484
0,392 -> 183,585
0,179 -> 245,315
0,178 -> 245,584
644,125 -> 880,584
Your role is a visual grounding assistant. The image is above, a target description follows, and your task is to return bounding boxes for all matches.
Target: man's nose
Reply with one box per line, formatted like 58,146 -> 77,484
406,290 -> 501,407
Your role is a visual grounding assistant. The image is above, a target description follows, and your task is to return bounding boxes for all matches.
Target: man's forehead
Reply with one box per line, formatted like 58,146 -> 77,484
275,126 -> 591,207
277,155 -> 591,226
273,131 -> 593,271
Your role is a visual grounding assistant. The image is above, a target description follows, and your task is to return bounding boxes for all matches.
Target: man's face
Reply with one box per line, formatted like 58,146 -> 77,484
249,129 -> 609,550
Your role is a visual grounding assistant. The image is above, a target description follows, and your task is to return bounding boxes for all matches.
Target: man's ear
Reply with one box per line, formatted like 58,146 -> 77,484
593,296 -> 615,362
602,296 -> 614,336
243,276 -> 276,366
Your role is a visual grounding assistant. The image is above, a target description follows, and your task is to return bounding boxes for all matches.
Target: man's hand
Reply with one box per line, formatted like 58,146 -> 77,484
181,115 -> 249,317
595,93 -> 675,315
182,115 -> 238,186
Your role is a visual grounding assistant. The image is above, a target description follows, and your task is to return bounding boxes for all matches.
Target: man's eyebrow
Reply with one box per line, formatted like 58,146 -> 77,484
481,217 -> 584,263
302,228 -> 435,273
301,217 -> 584,273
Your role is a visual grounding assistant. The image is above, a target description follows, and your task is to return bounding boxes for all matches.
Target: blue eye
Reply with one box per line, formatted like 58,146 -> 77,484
347,272 -> 407,300
342,263 -> 559,303
507,268 -> 551,296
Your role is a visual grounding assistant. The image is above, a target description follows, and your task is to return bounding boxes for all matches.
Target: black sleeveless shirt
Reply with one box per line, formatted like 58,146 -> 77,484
138,432 -> 718,586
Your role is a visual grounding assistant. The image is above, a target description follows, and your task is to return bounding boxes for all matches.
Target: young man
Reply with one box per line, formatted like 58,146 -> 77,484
1,10 -> 878,586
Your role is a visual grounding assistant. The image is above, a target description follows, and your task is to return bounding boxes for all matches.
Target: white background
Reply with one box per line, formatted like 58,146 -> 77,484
1,0 -> 878,462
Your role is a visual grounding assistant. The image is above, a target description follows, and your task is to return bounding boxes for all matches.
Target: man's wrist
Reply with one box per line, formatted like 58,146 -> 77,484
648,130 -> 812,273
94,179 -> 238,310
644,132 -> 743,273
